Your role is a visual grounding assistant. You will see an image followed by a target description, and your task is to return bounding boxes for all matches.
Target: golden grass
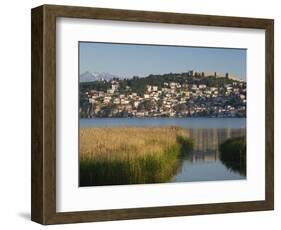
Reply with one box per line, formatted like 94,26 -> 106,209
79,126 -> 193,186
80,127 -> 190,160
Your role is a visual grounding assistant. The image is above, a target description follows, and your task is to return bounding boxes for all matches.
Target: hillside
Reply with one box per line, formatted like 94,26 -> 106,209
80,71 -> 244,96
79,71 -> 246,118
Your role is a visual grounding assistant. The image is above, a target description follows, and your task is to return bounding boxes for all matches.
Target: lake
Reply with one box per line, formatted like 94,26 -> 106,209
80,118 -> 246,183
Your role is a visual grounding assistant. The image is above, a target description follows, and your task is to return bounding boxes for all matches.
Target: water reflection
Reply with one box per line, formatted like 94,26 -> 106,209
79,118 -> 247,183
172,128 -> 246,182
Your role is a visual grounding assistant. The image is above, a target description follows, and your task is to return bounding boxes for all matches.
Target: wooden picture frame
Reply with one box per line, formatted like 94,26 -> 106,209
31,4 -> 274,225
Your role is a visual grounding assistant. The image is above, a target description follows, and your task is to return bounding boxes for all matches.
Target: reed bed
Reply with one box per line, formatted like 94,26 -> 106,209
79,126 -> 193,186
219,136 -> 246,176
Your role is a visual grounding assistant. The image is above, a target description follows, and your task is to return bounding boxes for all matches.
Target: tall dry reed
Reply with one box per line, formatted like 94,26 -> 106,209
79,126 -> 193,186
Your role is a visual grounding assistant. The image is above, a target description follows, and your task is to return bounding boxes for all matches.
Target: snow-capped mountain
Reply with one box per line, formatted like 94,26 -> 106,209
80,71 -> 121,82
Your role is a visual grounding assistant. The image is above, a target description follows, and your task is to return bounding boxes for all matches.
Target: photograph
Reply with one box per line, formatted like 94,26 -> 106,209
79,42 -> 247,187
30,4 -> 274,224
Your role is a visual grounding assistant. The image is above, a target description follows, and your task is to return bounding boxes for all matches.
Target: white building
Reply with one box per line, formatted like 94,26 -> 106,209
198,84 -> 207,89
152,86 -> 158,91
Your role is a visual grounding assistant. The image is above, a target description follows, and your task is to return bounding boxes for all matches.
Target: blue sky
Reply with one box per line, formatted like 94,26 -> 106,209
79,42 -> 246,80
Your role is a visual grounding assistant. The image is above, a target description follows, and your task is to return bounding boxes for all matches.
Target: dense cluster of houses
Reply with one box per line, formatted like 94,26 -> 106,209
80,78 -> 246,118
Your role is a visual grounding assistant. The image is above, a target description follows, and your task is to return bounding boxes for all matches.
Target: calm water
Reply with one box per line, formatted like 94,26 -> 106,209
80,118 -> 246,183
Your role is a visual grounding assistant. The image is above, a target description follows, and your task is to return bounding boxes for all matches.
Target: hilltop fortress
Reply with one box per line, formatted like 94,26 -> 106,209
187,70 -> 244,82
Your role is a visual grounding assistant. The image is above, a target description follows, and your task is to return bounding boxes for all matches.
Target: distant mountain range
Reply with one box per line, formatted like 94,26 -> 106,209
80,71 -> 121,82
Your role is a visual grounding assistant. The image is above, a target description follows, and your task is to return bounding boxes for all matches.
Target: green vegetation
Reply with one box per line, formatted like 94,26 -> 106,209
79,127 -> 194,186
219,136 -> 246,176
80,72 -> 241,96
176,135 -> 194,155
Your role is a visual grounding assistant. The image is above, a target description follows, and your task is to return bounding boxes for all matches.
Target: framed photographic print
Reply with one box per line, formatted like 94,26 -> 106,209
31,4 -> 274,224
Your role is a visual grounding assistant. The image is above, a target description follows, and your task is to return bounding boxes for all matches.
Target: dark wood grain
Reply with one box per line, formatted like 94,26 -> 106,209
265,20 -> 274,209
31,6 -> 44,224
31,4 -> 274,225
